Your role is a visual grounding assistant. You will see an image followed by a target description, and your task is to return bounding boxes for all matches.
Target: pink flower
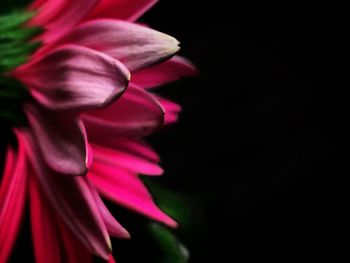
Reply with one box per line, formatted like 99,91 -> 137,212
0,0 -> 196,262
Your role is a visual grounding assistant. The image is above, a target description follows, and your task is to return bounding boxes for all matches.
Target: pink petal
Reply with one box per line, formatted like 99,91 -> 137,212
91,143 -> 163,176
15,45 -> 130,111
131,56 -> 197,88
25,105 -> 88,176
89,138 -> 160,163
31,176 -> 93,263
88,182 -> 130,239
86,0 -> 158,22
0,132 -> 27,262
29,175 -> 62,263
109,255 -> 117,263
157,96 -> 182,126
23,134 -> 111,260
89,162 -> 177,227
83,85 -> 165,138
57,221 -> 93,263
30,0 -> 99,43
47,19 -> 179,72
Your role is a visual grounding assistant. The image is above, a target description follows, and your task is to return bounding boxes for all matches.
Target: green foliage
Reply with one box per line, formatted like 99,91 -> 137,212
0,9 -> 41,127
149,223 -> 189,263
0,0 -> 32,15
0,10 -> 41,72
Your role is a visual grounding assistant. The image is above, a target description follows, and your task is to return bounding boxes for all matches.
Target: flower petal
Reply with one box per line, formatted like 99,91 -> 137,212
131,56 -> 197,88
30,0 -> 99,43
91,143 -> 163,176
89,138 -> 160,163
0,132 -> 27,262
89,182 -> 130,239
89,162 -> 177,227
83,85 -> 164,138
57,220 -> 93,263
29,175 -> 62,263
86,0 -> 158,22
26,105 -> 88,176
157,96 -> 182,126
49,19 -> 179,72
23,134 -> 111,260
16,45 -> 130,111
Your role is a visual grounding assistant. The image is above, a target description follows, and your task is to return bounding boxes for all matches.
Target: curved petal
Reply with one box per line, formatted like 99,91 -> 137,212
131,56 -> 197,88
31,175 -> 94,263
22,134 -> 111,260
83,85 -> 164,138
57,220 -> 93,263
157,96 -> 182,126
26,105 -> 88,176
30,0 -> 99,43
15,45 -> 130,111
91,143 -> 163,176
89,138 -> 160,164
0,132 -> 27,262
109,255 -> 117,263
86,0 -> 158,22
29,175 -> 62,263
89,162 -> 177,227
48,19 -> 179,72
89,182 -> 130,239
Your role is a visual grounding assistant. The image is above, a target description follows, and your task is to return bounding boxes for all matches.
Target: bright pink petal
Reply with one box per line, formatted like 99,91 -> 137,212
30,175 -> 94,263
25,105 -> 88,176
109,255 -> 117,263
0,132 -> 27,262
132,56 -> 197,88
83,85 -> 165,138
23,134 -> 111,260
30,0 -> 99,43
48,19 -> 179,72
89,137 -> 160,163
157,96 -> 182,126
29,175 -> 62,263
91,143 -> 163,176
89,162 -> 177,227
15,45 -> 130,111
89,182 -> 130,239
86,0 -> 158,22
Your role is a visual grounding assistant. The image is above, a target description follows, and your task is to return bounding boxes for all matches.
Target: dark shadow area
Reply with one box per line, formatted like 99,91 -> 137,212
144,0 -> 347,261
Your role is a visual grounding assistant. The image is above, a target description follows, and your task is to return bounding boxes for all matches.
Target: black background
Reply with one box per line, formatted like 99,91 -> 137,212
5,0 -> 347,262
144,0 -> 347,261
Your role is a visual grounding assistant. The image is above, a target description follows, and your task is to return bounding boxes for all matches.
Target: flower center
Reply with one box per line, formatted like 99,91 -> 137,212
0,9 -> 41,128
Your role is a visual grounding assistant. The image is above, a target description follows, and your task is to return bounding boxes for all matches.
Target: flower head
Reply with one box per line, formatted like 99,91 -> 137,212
0,0 -> 196,262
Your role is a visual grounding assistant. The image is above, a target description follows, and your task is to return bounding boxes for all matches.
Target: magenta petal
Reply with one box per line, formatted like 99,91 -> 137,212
30,174 -> 93,263
23,135 -> 111,259
30,0 -> 99,43
89,162 -> 177,227
50,19 -> 180,72
91,143 -> 163,176
58,221 -> 93,263
109,255 -> 117,263
26,105 -> 88,176
157,96 -> 182,126
16,45 -> 130,111
89,138 -> 160,164
83,85 -> 165,138
89,183 -> 130,239
29,176 -> 62,263
87,0 -> 158,22
0,132 -> 27,262
131,56 -> 197,88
